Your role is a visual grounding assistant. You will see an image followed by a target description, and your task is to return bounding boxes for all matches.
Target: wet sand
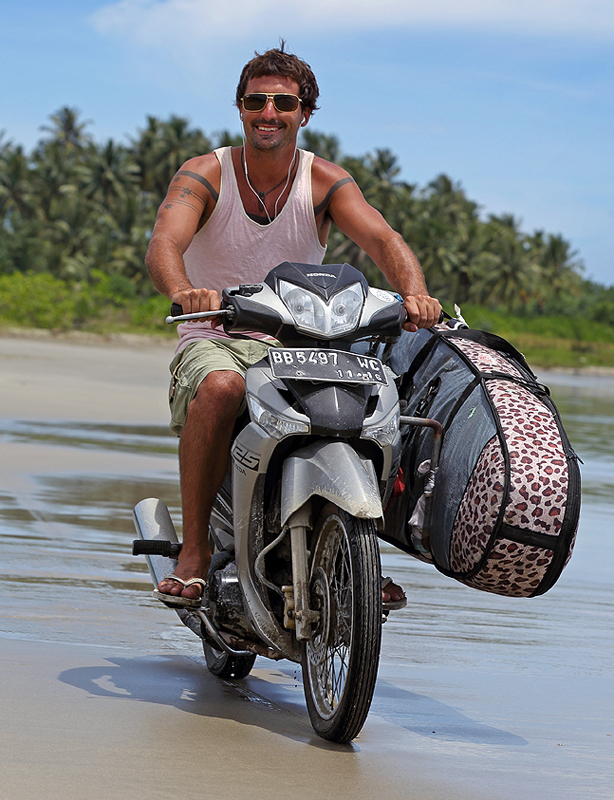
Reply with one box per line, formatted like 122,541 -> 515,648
1,335 -> 612,800
0,332 -> 176,422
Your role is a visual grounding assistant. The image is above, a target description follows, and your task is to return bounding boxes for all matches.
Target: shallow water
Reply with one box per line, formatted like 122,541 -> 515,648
380,371 -> 614,678
1,369 -> 613,799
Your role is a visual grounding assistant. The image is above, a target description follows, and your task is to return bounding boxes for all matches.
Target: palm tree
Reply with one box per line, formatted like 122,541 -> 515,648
0,114 -> 590,322
300,130 -> 341,162
469,216 -> 541,311
399,175 -> 481,302
534,231 -> 583,306
132,115 -> 212,204
324,148 -> 417,287
131,115 -> 164,195
0,143 -> 33,218
81,139 -> 140,208
39,107 -> 92,157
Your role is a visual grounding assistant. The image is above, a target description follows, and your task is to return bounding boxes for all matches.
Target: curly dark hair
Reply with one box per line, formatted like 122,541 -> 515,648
236,42 -> 320,114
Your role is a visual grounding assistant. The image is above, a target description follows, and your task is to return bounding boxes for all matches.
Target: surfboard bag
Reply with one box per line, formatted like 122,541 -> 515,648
383,324 -> 581,597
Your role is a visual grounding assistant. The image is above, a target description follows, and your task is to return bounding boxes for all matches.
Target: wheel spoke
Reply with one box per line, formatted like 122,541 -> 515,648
303,507 -> 381,741
306,516 -> 353,715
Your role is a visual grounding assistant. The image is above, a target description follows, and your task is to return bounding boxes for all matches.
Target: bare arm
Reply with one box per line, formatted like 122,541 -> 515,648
145,156 -> 221,313
321,167 -> 441,330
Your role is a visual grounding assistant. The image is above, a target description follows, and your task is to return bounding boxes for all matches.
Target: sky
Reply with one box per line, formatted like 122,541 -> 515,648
1,0 -> 613,287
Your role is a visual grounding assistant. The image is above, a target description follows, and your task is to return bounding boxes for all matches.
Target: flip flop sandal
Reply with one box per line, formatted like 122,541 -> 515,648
382,576 -> 407,611
152,574 -> 207,608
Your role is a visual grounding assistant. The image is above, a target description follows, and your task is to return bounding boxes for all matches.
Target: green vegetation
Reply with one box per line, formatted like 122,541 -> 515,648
1,107 -> 612,365
0,271 -> 173,335
458,305 -> 614,369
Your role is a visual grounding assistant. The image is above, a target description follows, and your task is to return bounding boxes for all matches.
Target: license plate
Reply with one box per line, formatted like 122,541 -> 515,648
268,348 -> 387,385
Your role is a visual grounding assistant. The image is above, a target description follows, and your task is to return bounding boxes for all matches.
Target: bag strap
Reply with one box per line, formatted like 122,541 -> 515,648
439,328 -> 536,378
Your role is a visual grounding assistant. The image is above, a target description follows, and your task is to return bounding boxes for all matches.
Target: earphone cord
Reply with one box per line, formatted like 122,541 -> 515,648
242,142 -> 298,223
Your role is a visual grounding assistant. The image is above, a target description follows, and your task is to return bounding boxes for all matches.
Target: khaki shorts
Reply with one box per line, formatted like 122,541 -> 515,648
168,337 -> 281,435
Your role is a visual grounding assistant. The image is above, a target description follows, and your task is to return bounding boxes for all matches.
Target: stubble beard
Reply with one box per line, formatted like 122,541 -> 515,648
247,120 -> 297,154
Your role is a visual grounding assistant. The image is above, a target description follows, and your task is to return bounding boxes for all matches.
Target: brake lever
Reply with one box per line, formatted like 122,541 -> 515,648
165,308 -> 235,325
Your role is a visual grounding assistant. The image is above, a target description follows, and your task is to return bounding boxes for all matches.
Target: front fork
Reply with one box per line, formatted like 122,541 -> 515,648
284,503 -> 320,641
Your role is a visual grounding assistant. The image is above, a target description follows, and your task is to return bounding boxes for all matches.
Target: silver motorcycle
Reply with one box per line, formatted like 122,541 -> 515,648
132,261 -> 441,742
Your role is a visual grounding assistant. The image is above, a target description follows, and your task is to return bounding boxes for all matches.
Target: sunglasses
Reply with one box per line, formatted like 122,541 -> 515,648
241,93 -> 302,113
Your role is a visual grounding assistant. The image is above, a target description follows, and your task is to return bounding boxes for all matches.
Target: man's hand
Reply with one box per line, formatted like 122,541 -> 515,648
403,294 -> 442,332
171,287 -> 222,326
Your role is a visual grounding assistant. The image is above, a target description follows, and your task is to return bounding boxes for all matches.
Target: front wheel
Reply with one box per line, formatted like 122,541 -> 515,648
302,505 -> 382,742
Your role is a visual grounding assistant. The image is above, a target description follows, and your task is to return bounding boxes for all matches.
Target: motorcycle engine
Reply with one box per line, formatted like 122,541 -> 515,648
208,561 -> 252,637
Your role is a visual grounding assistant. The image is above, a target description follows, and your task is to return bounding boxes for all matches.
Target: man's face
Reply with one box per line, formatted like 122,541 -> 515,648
241,75 -> 309,153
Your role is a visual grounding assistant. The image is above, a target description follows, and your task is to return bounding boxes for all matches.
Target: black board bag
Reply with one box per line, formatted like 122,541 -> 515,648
384,324 -> 581,598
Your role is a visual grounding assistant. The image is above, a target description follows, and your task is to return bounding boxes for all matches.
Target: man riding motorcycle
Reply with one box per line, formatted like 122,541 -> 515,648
144,43 -> 441,607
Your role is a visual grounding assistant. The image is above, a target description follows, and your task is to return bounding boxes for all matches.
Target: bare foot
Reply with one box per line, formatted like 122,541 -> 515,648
157,553 -> 210,600
382,577 -> 406,606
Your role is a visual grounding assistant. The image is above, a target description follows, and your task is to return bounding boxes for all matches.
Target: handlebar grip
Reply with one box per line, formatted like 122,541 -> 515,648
170,303 -> 183,317
402,308 -> 446,325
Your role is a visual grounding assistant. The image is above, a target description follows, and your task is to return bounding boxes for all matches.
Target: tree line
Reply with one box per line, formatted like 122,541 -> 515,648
1,106 -> 612,328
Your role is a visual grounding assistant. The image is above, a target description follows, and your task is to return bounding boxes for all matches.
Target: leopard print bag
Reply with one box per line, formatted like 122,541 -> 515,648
384,325 -> 581,598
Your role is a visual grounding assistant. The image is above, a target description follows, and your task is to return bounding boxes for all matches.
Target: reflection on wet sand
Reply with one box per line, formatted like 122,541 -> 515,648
0,419 -> 177,454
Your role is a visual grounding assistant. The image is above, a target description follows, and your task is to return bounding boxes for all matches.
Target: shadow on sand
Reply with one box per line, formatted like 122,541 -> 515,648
59,654 -> 526,748
372,679 -> 527,746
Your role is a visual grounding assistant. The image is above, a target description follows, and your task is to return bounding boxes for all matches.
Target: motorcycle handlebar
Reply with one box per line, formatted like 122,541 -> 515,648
167,300 -> 445,328
403,308 -> 446,326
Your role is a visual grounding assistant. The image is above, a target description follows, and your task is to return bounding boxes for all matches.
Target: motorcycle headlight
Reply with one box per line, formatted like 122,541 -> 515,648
247,394 -> 310,440
361,404 -> 400,447
279,280 -> 364,337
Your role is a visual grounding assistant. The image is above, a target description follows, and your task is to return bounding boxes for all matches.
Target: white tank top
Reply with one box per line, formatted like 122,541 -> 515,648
176,146 -> 326,351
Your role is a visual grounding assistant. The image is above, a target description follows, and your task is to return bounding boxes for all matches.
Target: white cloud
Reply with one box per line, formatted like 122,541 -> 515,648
91,0 -> 614,44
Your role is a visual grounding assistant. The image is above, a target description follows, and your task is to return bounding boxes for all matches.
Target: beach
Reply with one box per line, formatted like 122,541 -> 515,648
1,333 -> 612,800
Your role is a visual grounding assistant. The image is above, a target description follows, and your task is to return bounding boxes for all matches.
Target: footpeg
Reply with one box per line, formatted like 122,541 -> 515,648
132,539 -> 182,558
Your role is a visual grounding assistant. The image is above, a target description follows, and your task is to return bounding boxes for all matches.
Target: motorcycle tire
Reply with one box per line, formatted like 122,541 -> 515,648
302,504 -> 382,743
203,641 -> 256,680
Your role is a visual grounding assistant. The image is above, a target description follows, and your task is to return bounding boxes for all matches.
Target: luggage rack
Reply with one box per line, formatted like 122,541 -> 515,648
399,416 -> 442,496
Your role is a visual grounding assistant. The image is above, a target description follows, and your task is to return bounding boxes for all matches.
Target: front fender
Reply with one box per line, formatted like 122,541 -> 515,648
281,440 -> 383,527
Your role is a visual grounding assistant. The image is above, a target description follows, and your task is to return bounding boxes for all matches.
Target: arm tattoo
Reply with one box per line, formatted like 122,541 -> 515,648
313,176 -> 355,218
166,175 -> 210,216
165,198 -> 203,214
174,169 -> 219,202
